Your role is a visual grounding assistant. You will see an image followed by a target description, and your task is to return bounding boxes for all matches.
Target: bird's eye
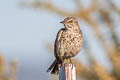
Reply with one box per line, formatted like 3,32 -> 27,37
68,20 -> 73,23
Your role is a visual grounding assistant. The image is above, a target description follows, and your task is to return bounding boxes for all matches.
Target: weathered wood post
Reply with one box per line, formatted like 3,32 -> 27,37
59,64 -> 76,80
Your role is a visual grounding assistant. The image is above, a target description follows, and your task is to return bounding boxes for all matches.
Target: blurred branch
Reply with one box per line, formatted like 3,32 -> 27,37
0,55 -> 5,80
108,49 -> 120,80
74,0 -> 83,10
45,42 -> 54,54
92,63 -> 116,80
73,59 -> 98,80
0,54 -> 18,80
9,60 -> 18,80
20,1 -> 76,16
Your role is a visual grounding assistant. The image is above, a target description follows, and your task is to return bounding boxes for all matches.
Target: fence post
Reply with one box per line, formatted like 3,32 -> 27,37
59,64 -> 76,80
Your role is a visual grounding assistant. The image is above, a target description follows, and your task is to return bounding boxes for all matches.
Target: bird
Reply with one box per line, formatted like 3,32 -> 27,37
47,17 -> 83,74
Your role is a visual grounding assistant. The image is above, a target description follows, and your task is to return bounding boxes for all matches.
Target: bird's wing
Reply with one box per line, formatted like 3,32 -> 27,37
54,28 -> 64,63
55,28 -> 64,42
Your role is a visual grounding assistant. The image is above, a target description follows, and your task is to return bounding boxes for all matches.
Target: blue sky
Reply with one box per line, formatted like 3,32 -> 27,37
0,0 -> 119,80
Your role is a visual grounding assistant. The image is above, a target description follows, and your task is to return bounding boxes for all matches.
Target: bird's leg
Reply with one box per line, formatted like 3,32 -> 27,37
61,58 -> 64,66
69,58 -> 74,69
69,58 -> 73,64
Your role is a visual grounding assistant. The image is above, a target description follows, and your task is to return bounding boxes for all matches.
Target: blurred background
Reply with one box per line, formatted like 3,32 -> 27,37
0,0 -> 120,80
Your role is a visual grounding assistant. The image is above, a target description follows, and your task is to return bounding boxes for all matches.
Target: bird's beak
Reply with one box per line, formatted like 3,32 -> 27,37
60,21 -> 64,24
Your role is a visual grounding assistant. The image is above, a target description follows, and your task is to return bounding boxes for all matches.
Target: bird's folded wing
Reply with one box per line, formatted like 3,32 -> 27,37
55,28 -> 64,42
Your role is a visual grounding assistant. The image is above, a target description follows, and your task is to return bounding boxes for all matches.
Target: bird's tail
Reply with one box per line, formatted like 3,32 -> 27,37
47,59 -> 59,74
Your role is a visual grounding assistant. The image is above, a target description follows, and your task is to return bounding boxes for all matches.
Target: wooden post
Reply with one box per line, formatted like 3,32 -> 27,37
59,64 -> 76,80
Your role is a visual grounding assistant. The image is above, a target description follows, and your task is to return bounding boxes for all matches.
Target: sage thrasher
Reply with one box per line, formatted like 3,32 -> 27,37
47,17 -> 83,74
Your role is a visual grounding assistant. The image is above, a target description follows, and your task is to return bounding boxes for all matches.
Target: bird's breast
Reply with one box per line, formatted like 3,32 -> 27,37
59,31 -> 83,58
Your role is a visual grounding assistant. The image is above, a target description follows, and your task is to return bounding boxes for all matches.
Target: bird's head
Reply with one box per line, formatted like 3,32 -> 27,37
60,17 -> 79,30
